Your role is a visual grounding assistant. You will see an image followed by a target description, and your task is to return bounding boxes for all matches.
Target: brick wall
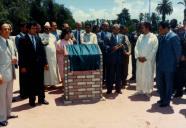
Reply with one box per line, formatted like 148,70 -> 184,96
63,55 -> 103,104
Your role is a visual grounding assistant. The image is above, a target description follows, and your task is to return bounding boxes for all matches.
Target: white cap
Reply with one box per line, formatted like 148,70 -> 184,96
44,22 -> 51,27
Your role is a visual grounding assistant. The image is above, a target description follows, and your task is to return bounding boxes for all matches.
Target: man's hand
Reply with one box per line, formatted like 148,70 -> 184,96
112,45 -> 119,52
44,65 -> 49,70
12,56 -> 17,65
20,68 -> 27,74
138,57 -> 147,63
181,56 -> 186,61
0,74 -> 3,85
124,52 -> 130,56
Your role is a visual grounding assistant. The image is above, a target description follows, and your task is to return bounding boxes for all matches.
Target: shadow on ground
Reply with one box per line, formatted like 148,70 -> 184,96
12,103 -> 34,112
180,109 -> 186,118
128,94 -> 150,102
147,103 -> 174,114
172,98 -> 186,105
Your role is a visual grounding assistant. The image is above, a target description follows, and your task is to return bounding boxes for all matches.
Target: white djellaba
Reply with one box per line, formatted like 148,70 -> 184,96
135,32 -> 158,96
39,22 -> 60,86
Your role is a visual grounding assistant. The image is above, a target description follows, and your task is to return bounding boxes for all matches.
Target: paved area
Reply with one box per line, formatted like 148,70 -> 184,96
5,59 -> 186,128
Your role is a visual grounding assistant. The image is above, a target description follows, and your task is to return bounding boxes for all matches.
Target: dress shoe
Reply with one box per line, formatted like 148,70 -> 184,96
29,102 -> 36,107
0,121 -> 8,127
145,93 -> 151,98
157,100 -> 163,104
8,115 -> 18,119
106,91 -> 112,94
174,92 -> 183,98
115,90 -> 122,94
38,100 -> 49,105
12,98 -> 16,102
129,77 -> 136,81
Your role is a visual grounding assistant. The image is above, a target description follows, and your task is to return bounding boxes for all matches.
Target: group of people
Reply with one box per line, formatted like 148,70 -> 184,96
0,18 -> 186,126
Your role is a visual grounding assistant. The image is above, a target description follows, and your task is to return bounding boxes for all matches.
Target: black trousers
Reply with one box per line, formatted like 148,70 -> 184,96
107,63 -> 123,92
28,67 -> 45,103
102,54 -> 108,83
122,55 -> 129,85
19,68 -> 29,98
131,49 -> 136,78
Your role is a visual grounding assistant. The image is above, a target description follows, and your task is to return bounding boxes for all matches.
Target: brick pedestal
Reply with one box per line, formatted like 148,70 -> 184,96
63,55 -> 103,104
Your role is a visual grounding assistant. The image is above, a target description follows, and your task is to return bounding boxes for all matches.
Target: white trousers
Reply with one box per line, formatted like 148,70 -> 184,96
0,80 -> 13,122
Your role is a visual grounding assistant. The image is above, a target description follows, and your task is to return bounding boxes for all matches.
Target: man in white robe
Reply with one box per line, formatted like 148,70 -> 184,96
81,24 -> 97,44
39,22 -> 59,88
135,22 -> 158,96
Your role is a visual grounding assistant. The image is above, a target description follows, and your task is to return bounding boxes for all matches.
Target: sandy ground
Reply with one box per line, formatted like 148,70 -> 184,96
5,59 -> 186,128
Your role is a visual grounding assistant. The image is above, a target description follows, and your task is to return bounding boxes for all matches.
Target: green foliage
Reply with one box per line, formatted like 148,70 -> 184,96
156,0 -> 173,21
0,0 -> 75,34
117,8 -> 131,26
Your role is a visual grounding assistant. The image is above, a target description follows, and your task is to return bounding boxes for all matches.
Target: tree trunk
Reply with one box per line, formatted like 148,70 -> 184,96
184,8 -> 186,20
162,14 -> 166,21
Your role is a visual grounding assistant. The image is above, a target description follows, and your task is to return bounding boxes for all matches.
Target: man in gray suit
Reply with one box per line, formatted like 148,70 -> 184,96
0,21 -> 18,127
72,22 -> 85,44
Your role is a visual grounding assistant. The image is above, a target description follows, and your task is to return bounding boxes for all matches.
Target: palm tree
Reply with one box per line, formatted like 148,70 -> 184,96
178,0 -> 186,20
156,0 -> 173,21
139,13 -> 144,22
117,8 -> 131,25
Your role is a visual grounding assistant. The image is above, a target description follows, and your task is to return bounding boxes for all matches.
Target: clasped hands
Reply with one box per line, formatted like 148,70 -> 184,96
138,57 -> 147,63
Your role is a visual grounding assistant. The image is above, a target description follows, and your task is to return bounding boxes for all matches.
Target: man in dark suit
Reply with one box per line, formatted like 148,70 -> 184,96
15,22 -> 28,99
106,24 -> 130,94
18,21 -> 49,107
97,22 -> 111,85
156,22 -> 182,107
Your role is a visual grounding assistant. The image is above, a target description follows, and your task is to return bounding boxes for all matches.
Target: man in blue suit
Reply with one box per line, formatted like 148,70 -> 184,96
174,19 -> 186,98
156,22 -> 182,107
97,22 -> 111,84
106,24 -> 130,94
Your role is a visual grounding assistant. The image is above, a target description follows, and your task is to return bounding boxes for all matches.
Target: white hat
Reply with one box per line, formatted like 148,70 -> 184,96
44,22 -> 50,27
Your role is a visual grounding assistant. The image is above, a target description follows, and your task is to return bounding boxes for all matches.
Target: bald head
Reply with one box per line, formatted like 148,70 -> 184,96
76,22 -> 82,30
102,21 -> 109,32
112,24 -> 120,34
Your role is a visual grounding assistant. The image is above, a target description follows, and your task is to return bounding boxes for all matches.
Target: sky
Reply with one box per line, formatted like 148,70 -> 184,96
55,0 -> 185,22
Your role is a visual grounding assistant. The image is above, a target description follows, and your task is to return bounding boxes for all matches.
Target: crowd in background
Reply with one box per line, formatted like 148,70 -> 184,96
0,19 -> 186,126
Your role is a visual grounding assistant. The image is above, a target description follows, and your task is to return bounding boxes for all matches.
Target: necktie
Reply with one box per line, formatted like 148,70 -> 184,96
101,32 -> 105,40
31,36 -> 36,50
115,35 -> 118,43
6,40 -> 12,55
76,31 -> 80,44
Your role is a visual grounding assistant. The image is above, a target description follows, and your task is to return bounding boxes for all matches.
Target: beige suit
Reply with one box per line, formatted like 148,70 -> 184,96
0,36 -> 16,122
